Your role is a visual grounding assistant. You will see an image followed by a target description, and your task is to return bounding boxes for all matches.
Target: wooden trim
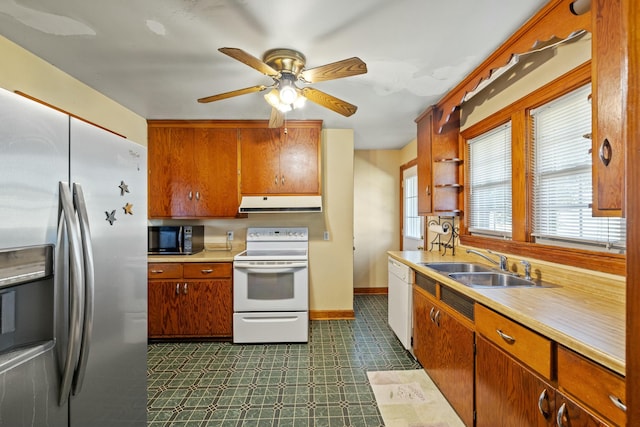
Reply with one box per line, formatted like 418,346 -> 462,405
14,91 -> 127,138
147,119 -> 323,129
354,287 -> 388,295
626,0 -> 639,423
435,0 -> 591,132
310,310 -> 355,320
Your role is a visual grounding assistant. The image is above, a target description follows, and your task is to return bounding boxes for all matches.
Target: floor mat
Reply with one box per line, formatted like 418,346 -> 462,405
367,370 -> 465,427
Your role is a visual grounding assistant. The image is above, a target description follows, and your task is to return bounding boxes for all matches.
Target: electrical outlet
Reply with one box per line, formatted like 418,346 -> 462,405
323,231 -> 329,241
226,231 -> 234,241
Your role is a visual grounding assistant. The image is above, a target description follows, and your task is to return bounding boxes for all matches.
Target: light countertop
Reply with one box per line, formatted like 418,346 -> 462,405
388,249 -> 625,376
148,246 -> 245,263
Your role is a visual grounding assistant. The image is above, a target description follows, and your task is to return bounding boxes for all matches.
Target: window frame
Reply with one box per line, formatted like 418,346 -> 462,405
459,61 -> 625,276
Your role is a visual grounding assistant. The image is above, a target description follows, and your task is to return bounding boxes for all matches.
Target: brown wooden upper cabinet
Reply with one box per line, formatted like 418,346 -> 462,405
238,121 -> 322,196
147,124 -> 240,218
592,0 -> 625,216
416,106 -> 462,217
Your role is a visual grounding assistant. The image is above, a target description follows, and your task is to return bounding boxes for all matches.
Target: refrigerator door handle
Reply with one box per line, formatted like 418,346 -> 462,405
71,183 -> 95,395
58,182 -> 85,406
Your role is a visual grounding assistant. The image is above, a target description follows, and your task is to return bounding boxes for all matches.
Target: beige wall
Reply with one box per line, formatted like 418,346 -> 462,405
1,34 -> 356,313
0,35 -> 147,144
353,150 -> 401,288
399,138 -> 417,165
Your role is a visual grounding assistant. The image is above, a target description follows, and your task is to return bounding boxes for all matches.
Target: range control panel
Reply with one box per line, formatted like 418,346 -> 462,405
246,227 -> 309,241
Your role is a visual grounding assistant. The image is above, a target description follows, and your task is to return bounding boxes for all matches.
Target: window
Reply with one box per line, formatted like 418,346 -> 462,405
404,171 -> 422,239
466,122 -> 512,238
531,84 -> 626,252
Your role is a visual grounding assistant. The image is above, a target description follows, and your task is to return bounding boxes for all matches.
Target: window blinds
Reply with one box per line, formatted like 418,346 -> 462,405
531,84 -> 625,251
467,123 -> 512,238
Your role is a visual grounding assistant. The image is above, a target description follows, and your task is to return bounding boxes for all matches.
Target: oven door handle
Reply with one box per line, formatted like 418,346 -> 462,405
234,264 -> 307,272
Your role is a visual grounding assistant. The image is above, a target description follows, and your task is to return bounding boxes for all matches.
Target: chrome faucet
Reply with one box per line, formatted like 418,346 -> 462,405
466,249 -> 508,272
520,260 -> 532,280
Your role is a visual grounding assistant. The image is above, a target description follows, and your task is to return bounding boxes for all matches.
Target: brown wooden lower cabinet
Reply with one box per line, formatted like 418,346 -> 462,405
412,287 -> 474,426
476,335 -> 611,427
148,262 -> 232,339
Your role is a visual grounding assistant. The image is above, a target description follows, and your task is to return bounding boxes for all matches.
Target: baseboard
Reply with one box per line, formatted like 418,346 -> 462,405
310,310 -> 356,320
354,287 -> 388,295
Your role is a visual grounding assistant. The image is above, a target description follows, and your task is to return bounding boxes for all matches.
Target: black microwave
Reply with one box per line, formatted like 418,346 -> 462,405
148,225 -> 205,255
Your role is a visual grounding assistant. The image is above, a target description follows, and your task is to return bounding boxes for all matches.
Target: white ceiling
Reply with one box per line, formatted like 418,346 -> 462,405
0,0 -> 549,149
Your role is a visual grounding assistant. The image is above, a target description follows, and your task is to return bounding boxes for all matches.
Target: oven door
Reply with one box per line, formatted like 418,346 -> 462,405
233,260 -> 308,312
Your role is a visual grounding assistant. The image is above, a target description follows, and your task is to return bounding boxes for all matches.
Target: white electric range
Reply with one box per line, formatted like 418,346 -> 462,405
232,227 -> 309,343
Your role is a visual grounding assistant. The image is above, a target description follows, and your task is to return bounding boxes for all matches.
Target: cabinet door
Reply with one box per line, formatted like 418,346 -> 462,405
193,128 -> 239,216
148,280 -> 182,337
555,393 -> 610,427
416,109 -> 433,215
433,307 -> 474,427
476,335 -> 555,427
592,0 -> 624,215
239,128 -> 281,194
148,127 -> 195,217
180,279 -> 232,337
412,288 -> 437,367
279,127 -> 320,194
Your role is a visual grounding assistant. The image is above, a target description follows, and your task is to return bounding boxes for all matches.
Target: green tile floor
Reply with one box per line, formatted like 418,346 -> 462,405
147,294 -> 421,426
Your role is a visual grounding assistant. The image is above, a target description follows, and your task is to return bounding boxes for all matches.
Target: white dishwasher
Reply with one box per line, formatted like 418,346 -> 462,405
387,257 -> 414,351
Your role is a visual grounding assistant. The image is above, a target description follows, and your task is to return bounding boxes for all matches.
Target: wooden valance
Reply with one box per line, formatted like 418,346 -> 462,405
435,0 -> 591,133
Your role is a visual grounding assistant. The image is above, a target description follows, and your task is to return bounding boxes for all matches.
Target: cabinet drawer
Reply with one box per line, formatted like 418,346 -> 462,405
148,263 -> 182,279
557,346 -> 626,426
475,304 -> 553,379
183,262 -> 232,279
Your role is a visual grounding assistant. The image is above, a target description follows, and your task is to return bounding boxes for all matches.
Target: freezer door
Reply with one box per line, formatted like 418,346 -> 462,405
69,118 -> 147,426
0,88 -> 69,248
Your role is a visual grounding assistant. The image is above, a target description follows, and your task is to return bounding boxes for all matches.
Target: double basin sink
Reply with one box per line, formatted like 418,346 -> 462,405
420,262 -> 545,288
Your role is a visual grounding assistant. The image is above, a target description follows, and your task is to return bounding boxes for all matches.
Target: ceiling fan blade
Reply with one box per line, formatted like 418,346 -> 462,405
301,87 -> 358,117
300,57 -> 367,83
269,108 -> 284,128
219,47 -> 279,77
197,85 -> 267,103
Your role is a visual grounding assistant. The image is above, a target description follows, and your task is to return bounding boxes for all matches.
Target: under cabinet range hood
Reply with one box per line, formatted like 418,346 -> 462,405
239,195 -> 322,213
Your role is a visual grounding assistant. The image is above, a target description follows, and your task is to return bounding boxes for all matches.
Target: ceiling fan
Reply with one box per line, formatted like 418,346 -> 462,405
197,47 -> 367,127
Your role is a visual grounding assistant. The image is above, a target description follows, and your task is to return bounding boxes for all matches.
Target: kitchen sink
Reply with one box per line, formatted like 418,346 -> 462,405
421,262 -> 496,273
448,272 -> 538,288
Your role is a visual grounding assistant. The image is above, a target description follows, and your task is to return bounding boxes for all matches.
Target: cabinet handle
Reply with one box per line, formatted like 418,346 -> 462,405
434,310 -> 440,327
556,402 -> 567,427
609,394 -> 627,412
429,307 -> 435,323
195,191 -> 200,201
496,329 -> 516,344
201,269 -> 213,274
599,138 -> 612,166
275,175 -> 278,185
426,185 -> 431,196
150,269 -> 164,274
175,283 -> 180,295
281,175 -> 285,185
188,191 -> 193,200
537,388 -> 551,419
183,283 -> 188,294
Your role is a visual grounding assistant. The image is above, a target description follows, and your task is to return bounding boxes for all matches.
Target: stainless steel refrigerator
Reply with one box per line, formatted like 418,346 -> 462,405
0,88 -> 147,426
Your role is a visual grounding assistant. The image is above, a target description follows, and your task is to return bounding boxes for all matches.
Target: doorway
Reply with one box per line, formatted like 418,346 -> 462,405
401,163 -> 424,250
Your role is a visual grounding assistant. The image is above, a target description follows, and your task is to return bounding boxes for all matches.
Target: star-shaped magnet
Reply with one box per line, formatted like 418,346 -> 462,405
105,210 -> 117,225
123,202 -> 134,215
119,181 -> 129,196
